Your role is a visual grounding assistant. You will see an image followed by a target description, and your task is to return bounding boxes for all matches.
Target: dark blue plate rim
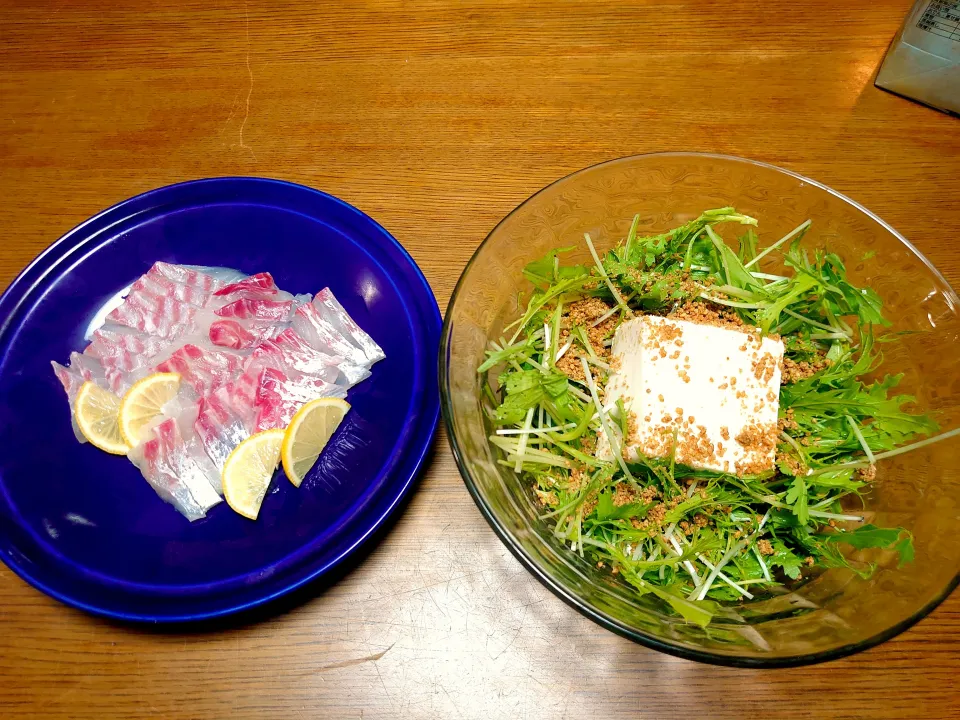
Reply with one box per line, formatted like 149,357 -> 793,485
0,176 -> 440,623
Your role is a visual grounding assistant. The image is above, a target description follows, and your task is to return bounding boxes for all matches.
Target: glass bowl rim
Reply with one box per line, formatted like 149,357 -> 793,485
439,151 -> 960,668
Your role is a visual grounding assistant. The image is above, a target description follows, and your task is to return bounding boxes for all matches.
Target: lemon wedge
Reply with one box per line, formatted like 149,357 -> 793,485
119,372 -> 181,446
222,429 -> 285,520
74,381 -> 130,455
281,397 -> 350,487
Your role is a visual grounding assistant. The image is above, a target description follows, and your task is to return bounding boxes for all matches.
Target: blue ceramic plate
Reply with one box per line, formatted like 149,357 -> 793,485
0,178 -> 440,622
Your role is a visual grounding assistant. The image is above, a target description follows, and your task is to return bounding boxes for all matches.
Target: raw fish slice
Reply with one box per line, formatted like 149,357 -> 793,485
88,326 -> 169,373
129,272 -> 212,308
66,349 -> 139,401
213,272 -> 278,299
219,355 -> 269,414
62,347 -> 139,399
128,417 -> 222,521
179,265 -> 248,286
104,365 -> 143,396
292,302 -> 370,372
106,292 -> 197,339
215,297 -> 293,322
208,319 -> 284,350
154,343 -> 244,397
90,325 -> 169,358
52,361 -> 85,404
68,351 -> 108,385
195,387 -> 252,472
122,287 -> 201,322
144,333 -> 228,367
253,366 -> 347,432
251,328 -> 367,386
148,262 -> 229,293
200,288 -> 305,347
313,288 -> 386,365
209,319 -> 256,350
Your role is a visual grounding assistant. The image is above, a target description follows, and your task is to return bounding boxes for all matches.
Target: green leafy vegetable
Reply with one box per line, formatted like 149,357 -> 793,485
824,524 -> 915,567
479,207 -> 937,630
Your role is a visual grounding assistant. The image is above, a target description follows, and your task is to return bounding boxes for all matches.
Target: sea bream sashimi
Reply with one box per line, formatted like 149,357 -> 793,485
127,415 -> 223,520
51,261 -> 384,521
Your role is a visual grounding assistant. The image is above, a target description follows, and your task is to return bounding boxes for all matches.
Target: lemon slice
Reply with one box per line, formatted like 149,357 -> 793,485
281,397 -> 350,487
222,429 -> 285,520
74,381 -> 130,455
119,372 -> 181,446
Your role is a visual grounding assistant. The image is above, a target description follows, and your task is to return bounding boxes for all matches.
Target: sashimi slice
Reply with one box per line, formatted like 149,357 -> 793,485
208,319 -> 285,350
68,351 -> 108,385
106,292 -> 197,339
123,288 -> 200,323
215,297 -> 293,322
253,366 -> 347,432
195,388 -> 252,472
213,272 -> 278,299
292,302 -> 370,373
88,326 -> 169,373
251,327 -> 368,386
52,361 -> 85,404
105,368 -> 135,396
154,343 -> 244,397
209,319 -> 257,350
128,416 -> 223,521
312,288 -> 386,365
65,350 -> 140,398
129,272 -> 213,308
148,262 -> 228,292
180,265 -> 248,286
220,357 -> 264,412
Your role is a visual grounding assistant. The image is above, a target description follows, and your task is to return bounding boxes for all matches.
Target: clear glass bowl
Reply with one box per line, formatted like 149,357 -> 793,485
439,153 -> 960,667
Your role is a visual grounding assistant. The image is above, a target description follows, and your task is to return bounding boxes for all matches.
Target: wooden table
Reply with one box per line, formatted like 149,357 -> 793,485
1,1 -> 958,718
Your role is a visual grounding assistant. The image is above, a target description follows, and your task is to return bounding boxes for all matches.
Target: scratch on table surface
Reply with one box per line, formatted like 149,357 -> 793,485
307,93 -> 322,125
493,622 -> 523,661
238,1 -> 257,160
307,643 -> 394,674
365,568 -> 488,602
219,89 -> 241,141
441,684 -> 466,720
373,661 -> 393,708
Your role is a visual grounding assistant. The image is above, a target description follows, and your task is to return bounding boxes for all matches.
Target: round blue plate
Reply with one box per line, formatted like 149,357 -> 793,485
0,178 -> 440,622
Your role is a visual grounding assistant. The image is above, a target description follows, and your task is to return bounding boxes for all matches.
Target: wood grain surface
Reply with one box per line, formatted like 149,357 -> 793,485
1,1 -> 959,718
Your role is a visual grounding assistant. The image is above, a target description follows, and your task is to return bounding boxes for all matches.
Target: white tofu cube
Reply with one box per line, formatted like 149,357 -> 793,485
602,316 -> 784,475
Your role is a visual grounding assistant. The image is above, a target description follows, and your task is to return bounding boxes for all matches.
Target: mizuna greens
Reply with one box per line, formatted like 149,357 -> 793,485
479,208 -> 953,626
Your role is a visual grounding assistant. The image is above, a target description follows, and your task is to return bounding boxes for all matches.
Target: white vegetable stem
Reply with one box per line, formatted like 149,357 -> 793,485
696,510 -> 770,601
783,308 -> 850,337
846,415 -> 875,464
744,219 -> 811,269
753,545 -> 772,582
583,233 -> 631,316
496,423 -> 576,435
811,426 -> 960,473
667,535 -> 701,586
579,356 -> 636,486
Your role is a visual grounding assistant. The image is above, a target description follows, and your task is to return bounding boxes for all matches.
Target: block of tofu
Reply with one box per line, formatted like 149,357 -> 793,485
602,316 -> 784,475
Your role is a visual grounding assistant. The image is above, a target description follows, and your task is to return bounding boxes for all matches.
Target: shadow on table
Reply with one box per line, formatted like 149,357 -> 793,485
93,441 -> 439,636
